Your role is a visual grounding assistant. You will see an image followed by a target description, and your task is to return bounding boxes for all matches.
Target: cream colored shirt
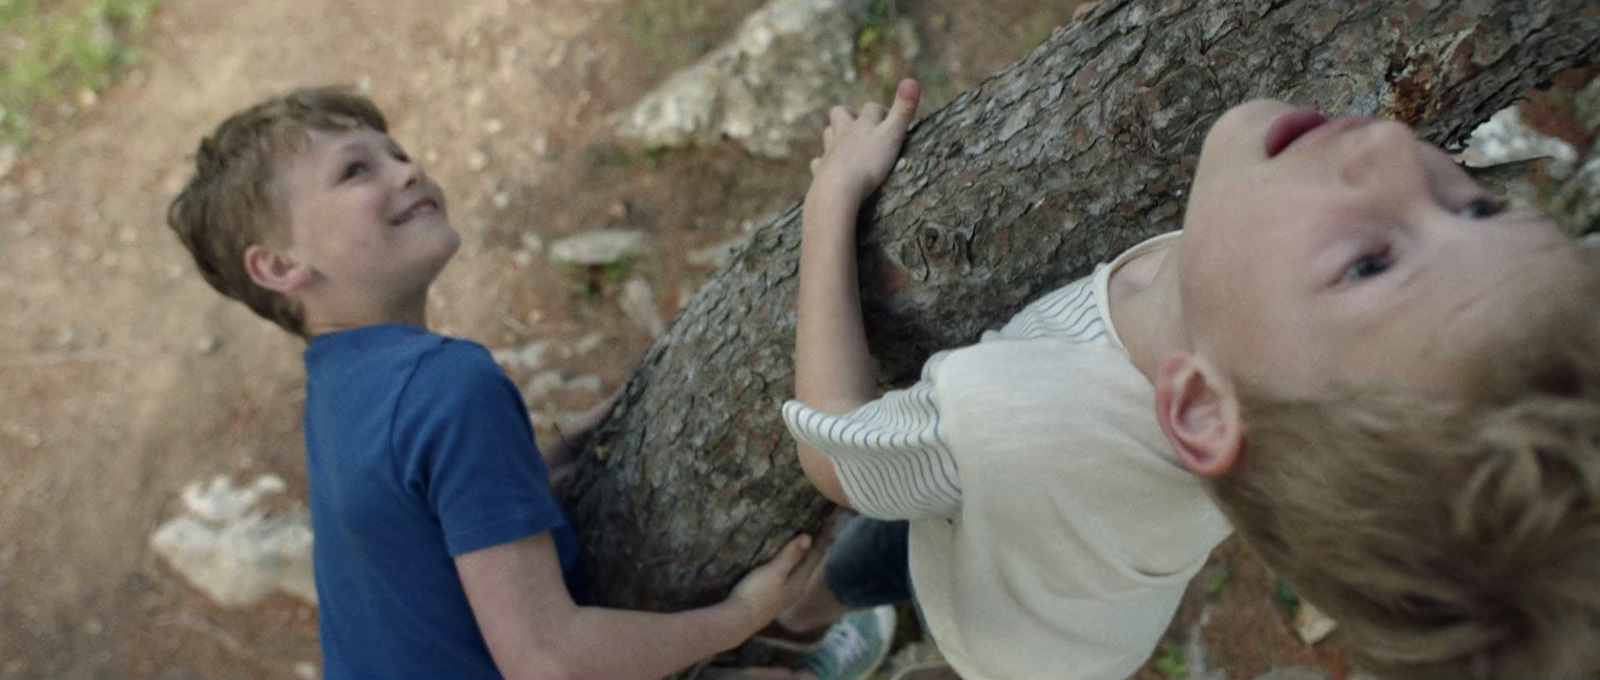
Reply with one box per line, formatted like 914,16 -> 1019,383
782,232 -> 1233,680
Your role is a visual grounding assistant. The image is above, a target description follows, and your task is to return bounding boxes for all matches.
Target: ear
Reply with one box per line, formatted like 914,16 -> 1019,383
1154,352 -> 1242,478
243,244 -> 313,294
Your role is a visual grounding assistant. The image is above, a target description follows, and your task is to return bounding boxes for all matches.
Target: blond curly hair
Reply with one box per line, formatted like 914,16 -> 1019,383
1218,251 -> 1600,678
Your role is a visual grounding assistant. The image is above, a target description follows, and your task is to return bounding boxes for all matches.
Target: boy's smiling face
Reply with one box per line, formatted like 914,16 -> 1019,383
1177,99 -> 1586,398
274,126 -> 459,327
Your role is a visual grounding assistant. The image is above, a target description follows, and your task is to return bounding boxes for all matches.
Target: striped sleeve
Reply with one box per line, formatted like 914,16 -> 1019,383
781,355 -> 962,520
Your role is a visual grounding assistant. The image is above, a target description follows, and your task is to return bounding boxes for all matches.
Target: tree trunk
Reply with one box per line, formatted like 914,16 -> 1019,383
563,0 -> 1600,610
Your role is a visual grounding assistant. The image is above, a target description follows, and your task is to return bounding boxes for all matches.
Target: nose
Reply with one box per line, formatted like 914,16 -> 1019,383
1338,120 -> 1425,189
394,156 -> 424,189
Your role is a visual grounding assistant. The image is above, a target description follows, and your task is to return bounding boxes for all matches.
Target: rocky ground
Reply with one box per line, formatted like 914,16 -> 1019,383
0,1 -> 1595,678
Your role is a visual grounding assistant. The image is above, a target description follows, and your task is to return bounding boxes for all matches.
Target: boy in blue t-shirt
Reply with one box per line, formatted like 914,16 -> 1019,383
166,87 -> 867,680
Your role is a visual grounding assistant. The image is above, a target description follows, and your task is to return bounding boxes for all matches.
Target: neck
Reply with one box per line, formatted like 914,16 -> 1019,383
1108,243 -> 1190,384
302,295 -> 429,337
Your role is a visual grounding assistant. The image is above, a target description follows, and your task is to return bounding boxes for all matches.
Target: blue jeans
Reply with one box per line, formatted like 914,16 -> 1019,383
823,516 -> 913,608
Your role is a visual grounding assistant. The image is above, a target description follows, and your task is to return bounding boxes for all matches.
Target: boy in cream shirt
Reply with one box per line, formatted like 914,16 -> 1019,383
776,78 -> 1600,679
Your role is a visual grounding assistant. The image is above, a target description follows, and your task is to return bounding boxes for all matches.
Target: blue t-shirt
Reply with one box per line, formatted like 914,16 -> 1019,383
303,323 -> 584,680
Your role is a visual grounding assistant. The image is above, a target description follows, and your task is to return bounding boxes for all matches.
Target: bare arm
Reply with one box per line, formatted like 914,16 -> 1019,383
458,531 -> 813,680
793,79 -> 922,506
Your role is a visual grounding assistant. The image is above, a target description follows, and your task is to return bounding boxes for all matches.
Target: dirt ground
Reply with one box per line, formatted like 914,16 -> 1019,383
0,1 -> 1348,677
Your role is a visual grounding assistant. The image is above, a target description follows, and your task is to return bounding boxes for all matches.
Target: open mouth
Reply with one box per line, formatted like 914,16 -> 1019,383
390,197 -> 439,225
1264,108 -> 1327,158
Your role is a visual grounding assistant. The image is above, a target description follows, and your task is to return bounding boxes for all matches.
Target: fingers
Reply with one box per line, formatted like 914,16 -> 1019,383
769,534 -> 812,576
828,105 -> 855,128
859,102 -> 887,125
886,78 -> 921,129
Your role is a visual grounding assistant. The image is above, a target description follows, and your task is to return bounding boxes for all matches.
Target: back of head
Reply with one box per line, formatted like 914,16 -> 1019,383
166,87 -> 387,337
1217,250 -> 1600,679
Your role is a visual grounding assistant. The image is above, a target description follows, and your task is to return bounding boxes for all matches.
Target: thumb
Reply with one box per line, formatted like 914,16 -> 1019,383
886,78 -> 921,128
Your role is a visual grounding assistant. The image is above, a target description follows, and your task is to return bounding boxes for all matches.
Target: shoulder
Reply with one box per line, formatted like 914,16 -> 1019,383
401,336 -> 519,410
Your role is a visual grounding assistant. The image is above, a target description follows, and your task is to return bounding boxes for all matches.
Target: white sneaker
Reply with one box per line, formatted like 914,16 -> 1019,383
800,606 -> 896,680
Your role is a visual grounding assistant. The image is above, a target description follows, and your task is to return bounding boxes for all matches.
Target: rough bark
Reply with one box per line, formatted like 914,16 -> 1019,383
563,0 -> 1600,611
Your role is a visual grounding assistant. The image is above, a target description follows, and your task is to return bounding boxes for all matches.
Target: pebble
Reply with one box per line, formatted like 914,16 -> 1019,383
620,278 -> 664,337
196,335 -> 222,355
469,150 -> 489,172
466,88 -> 487,108
492,192 -> 511,210
525,371 -> 566,401
574,333 -> 605,355
566,374 -> 604,394
513,250 -> 533,267
520,232 -> 544,253
532,134 -> 550,158
484,118 -> 505,135
294,661 -> 320,680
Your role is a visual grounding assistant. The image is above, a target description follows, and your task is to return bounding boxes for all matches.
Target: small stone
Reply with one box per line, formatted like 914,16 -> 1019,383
56,326 -> 76,348
468,150 -> 489,172
1292,600 -> 1339,645
620,278 -> 665,337
548,229 -> 646,267
687,236 -> 747,268
513,250 -> 533,267
566,374 -> 604,394
524,371 -> 565,401
604,199 -> 629,221
293,661 -> 320,680
76,89 -> 99,108
574,333 -> 605,355
196,335 -> 222,355
484,118 -> 505,135
466,88 -> 487,108
520,232 -> 544,253
357,74 -> 373,93
492,192 -> 511,210
83,617 -> 104,636
532,134 -> 550,158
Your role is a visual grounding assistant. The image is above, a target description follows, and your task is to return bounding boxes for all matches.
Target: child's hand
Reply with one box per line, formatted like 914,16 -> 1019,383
727,535 -> 818,630
808,78 -> 921,202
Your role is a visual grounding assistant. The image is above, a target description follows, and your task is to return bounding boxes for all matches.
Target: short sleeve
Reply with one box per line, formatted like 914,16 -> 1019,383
393,342 -> 566,557
781,351 -> 963,520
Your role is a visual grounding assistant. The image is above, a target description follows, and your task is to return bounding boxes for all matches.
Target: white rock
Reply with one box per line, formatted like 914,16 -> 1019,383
1292,599 -> 1339,645
1460,106 -> 1579,177
469,150 -> 489,172
574,333 -> 606,355
548,229 -> 646,267
524,371 -> 566,402
294,661 -> 320,680
614,0 -> 871,159
687,236 -> 748,268
491,340 -> 551,372
620,278 -> 665,337
150,475 -> 316,608
566,374 -> 604,394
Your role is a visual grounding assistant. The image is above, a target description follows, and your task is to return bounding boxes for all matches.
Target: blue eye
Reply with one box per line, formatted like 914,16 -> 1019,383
1458,197 -> 1505,219
1341,253 -> 1390,284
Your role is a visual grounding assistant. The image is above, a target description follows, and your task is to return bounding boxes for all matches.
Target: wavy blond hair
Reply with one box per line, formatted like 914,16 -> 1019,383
1218,251 -> 1600,678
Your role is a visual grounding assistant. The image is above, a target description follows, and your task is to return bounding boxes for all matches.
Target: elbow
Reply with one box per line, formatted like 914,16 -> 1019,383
796,444 -> 853,509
